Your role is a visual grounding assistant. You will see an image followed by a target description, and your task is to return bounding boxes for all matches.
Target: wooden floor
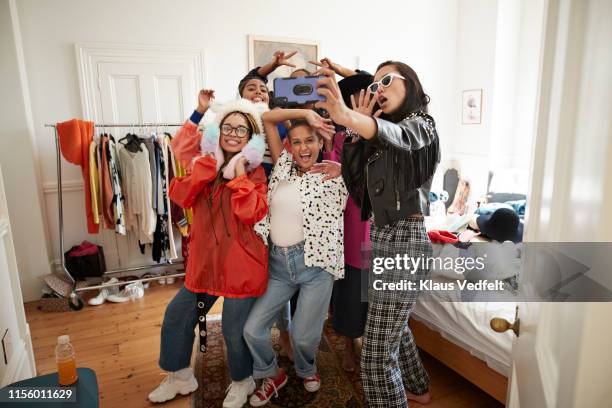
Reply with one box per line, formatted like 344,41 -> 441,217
25,281 -> 503,408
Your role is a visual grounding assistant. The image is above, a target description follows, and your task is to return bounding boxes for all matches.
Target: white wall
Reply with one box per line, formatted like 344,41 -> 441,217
448,0 -> 542,203
12,0 -> 460,300
0,0 -> 52,302
448,0 -> 499,201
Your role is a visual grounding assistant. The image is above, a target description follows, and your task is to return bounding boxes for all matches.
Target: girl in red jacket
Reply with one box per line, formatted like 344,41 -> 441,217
149,91 -> 268,408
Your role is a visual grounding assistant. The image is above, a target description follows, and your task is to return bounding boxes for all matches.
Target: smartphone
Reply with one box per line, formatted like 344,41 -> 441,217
273,76 -> 326,107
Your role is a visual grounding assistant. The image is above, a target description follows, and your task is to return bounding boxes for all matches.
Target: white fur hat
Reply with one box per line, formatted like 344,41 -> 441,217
199,98 -> 269,179
209,98 -> 269,134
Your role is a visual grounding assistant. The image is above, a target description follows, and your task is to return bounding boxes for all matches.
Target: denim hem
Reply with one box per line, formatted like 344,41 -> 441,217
158,359 -> 190,373
252,358 -> 280,380
295,362 -> 318,379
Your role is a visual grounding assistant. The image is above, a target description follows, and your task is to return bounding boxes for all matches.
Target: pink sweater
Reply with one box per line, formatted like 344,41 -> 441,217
323,131 -> 371,269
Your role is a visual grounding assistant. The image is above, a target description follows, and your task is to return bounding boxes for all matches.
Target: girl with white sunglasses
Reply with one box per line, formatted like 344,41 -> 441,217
315,60 -> 440,408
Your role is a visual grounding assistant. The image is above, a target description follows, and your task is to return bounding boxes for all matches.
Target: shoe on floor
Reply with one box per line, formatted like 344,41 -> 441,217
303,373 -> 321,392
148,370 -> 198,403
249,369 -> 287,407
87,287 -> 109,306
223,376 -> 255,408
165,276 -> 176,285
88,277 -> 120,306
106,293 -> 130,303
122,281 -> 145,299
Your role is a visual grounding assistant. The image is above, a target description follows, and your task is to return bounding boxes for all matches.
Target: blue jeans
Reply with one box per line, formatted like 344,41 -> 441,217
159,286 -> 256,381
244,241 -> 334,379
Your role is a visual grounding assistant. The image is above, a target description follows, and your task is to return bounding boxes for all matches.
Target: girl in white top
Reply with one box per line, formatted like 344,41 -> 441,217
244,109 -> 347,406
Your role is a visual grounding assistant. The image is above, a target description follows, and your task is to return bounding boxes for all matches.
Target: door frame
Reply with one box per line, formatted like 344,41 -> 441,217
75,42 -> 206,121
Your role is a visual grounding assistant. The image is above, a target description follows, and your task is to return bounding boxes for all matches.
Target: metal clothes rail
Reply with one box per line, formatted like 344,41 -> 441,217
45,122 -> 186,309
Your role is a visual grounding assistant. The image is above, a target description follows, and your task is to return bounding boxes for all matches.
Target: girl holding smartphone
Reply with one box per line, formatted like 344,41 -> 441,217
315,61 -> 440,408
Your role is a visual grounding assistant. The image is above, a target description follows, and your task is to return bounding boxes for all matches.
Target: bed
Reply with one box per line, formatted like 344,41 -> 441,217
411,276 -> 516,404
410,189 -> 525,404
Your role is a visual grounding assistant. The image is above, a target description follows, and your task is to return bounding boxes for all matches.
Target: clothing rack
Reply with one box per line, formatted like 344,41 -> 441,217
45,122 -> 187,310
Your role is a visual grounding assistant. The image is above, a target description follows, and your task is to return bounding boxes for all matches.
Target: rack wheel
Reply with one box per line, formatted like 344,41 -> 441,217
68,293 -> 84,311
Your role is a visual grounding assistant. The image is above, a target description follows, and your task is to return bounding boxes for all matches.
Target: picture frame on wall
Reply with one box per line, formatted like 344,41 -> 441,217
248,35 -> 319,90
462,89 -> 483,124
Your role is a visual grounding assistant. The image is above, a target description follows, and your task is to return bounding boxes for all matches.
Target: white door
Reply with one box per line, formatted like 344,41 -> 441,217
504,0 -> 612,407
77,43 -> 205,268
0,166 -> 36,387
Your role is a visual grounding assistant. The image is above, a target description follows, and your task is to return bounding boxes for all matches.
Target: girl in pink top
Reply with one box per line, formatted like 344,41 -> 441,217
312,67 -> 374,372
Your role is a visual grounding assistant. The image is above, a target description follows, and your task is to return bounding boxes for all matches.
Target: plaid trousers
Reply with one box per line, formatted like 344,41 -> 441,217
361,219 -> 431,407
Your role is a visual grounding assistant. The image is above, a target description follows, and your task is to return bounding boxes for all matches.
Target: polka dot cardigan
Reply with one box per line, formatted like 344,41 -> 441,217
255,149 -> 348,279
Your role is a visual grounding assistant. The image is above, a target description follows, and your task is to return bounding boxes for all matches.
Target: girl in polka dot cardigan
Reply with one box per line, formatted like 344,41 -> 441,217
243,108 -> 347,405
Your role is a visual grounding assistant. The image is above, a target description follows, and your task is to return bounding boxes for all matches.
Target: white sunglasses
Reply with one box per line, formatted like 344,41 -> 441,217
368,73 -> 406,94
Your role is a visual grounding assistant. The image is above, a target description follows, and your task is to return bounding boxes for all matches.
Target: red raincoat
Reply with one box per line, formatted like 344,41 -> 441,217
169,121 -> 268,298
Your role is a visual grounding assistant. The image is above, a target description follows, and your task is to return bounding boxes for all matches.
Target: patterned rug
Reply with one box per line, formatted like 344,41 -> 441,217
192,319 -> 365,407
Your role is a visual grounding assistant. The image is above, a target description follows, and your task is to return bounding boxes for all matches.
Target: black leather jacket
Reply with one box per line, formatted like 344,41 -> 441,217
341,112 -> 440,227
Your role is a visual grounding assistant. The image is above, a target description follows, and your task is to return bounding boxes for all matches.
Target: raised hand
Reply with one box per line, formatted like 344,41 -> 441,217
235,156 -> 248,177
309,57 -> 333,70
309,58 -> 356,78
351,89 -> 382,117
313,68 -> 351,124
272,51 -> 298,68
197,89 -> 215,114
304,109 -> 336,138
309,160 -> 342,181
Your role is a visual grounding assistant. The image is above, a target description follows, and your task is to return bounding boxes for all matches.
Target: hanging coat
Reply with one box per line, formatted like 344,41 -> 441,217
56,119 -> 98,233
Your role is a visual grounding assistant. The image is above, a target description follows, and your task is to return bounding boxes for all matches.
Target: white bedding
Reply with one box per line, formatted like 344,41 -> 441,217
412,278 -> 516,377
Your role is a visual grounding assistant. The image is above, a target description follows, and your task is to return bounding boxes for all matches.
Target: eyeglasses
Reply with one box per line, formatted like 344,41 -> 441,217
367,73 -> 406,94
220,124 -> 250,139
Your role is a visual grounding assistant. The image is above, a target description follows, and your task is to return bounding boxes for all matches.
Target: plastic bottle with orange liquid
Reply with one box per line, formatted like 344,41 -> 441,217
55,335 -> 78,385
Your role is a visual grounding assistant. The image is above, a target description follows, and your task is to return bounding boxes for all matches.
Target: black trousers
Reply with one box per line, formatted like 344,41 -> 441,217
332,264 -> 368,339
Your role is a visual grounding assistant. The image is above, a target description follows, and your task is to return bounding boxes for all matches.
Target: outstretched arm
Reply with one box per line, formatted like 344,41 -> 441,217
314,69 -> 377,139
316,69 -> 437,151
257,51 -> 298,78
171,89 -> 215,171
309,57 -> 357,78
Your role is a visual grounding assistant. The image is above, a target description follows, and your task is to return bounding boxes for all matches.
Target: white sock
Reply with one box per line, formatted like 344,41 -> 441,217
172,367 -> 193,381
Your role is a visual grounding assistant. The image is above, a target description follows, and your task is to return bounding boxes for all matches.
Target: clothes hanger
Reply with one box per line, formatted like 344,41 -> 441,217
119,125 -> 143,153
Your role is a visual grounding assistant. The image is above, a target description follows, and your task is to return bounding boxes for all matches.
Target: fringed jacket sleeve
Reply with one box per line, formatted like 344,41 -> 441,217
168,155 -> 217,209
227,166 -> 269,225
373,115 -> 437,151
374,114 -> 441,191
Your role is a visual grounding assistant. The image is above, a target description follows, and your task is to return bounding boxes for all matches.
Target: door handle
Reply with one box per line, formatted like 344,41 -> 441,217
490,305 -> 520,337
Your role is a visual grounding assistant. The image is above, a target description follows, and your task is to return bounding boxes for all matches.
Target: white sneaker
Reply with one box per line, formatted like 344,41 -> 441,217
148,370 -> 198,403
106,293 -> 130,303
165,276 -> 176,285
88,277 -> 121,306
123,282 -> 145,299
158,278 -> 167,285
223,376 -> 256,408
88,287 -> 109,306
